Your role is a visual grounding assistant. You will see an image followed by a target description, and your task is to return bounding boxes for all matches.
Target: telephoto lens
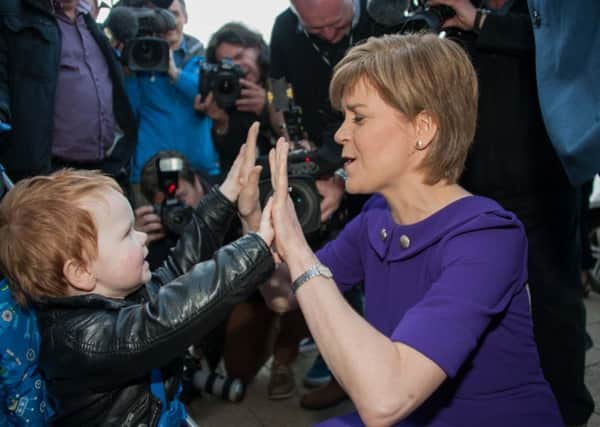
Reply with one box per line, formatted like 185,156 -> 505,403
192,370 -> 245,402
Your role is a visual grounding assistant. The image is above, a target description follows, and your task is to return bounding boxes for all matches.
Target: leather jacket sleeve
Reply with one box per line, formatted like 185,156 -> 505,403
41,187 -> 275,382
51,235 -> 274,382
155,185 -> 237,278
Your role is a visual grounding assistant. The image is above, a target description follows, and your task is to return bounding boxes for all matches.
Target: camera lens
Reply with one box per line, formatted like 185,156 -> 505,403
216,77 -> 236,95
287,180 -> 320,234
132,39 -> 162,68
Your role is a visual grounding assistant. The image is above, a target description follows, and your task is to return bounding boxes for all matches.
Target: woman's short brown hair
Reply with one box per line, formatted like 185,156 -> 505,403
330,32 -> 478,184
0,169 -> 122,306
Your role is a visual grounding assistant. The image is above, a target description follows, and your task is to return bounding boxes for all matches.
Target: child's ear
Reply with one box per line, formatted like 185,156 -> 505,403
63,259 -> 95,292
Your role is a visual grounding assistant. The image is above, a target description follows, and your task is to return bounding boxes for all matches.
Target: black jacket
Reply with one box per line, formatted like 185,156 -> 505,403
0,0 -> 137,182
36,188 -> 275,426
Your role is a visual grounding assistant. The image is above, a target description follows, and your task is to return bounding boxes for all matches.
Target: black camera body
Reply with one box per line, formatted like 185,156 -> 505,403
199,59 -> 246,109
154,157 -> 193,237
257,148 -> 341,236
402,2 -> 455,33
119,7 -> 176,73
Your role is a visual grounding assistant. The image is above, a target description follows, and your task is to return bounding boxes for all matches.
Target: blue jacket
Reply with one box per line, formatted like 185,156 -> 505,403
0,280 -> 53,426
528,0 -> 600,186
125,36 -> 220,184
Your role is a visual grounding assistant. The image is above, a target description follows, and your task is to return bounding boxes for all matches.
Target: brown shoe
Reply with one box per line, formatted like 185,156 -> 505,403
268,361 -> 296,400
300,377 -> 348,410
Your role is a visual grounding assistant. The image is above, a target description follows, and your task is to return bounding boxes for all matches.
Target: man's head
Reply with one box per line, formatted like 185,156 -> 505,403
140,151 -> 208,208
164,0 -> 187,49
291,0 -> 354,44
206,22 -> 270,86
0,170 -> 150,306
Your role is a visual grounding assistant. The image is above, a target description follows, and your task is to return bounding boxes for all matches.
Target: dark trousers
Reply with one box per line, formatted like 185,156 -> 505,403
503,186 -> 594,425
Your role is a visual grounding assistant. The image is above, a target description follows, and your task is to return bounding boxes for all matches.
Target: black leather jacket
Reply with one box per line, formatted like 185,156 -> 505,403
36,188 -> 275,426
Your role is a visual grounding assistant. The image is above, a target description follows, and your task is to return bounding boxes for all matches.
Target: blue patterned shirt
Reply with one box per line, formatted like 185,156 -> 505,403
0,280 -> 53,426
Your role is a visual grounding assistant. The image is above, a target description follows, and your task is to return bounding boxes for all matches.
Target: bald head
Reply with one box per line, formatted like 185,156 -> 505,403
291,0 -> 354,44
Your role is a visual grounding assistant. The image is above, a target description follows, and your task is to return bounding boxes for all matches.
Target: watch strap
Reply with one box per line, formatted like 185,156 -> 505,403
291,264 -> 332,294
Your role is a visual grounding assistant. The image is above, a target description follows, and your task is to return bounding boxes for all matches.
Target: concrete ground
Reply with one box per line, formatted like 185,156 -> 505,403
187,295 -> 600,426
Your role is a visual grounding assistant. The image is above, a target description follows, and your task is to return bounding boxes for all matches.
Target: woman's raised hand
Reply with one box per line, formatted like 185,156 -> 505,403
266,138 -> 310,264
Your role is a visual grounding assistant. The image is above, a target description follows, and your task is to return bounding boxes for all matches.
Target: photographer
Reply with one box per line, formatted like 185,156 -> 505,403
122,0 -> 221,188
135,150 -> 211,268
0,0 -> 136,185
194,22 -> 274,175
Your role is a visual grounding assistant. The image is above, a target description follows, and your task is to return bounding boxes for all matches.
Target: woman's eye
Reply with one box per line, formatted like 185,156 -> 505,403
352,115 -> 364,124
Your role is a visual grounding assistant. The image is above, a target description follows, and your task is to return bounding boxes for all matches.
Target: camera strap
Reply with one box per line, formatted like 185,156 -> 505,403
303,30 -> 354,69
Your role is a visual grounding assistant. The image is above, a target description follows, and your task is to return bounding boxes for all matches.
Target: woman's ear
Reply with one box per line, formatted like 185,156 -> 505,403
63,259 -> 96,293
415,110 -> 438,149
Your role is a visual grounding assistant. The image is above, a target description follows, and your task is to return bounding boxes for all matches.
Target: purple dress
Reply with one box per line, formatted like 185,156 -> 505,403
315,195 -> 562,427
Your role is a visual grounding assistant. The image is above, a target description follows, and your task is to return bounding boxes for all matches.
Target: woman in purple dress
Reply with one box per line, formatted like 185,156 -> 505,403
259,33 -> 562,426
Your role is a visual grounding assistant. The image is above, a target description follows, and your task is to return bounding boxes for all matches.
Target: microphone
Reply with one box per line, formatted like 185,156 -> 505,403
366,0 -> 410,27
103,7 -> 139,45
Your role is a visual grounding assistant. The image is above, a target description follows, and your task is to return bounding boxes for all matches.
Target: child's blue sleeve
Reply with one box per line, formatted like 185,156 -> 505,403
0,281 -> 53,425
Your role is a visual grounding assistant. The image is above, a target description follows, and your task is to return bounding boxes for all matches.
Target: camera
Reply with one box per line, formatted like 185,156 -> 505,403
261,77 -> 345,235
199,59 -> 246,109
402,1 -> 455,33
153,157 -> 194,237
106,3 -> 176,73
257,148 -> 344,236
366,0 -> 455,33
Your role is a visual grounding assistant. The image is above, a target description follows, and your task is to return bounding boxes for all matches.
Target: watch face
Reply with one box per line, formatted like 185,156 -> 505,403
318,265 -> 333,279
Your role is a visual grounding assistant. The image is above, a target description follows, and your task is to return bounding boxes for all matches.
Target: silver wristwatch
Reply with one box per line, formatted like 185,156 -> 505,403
291,264 -> 333,294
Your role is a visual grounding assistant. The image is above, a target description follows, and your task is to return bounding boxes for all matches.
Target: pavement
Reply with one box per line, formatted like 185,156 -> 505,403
187,295 -> 600,426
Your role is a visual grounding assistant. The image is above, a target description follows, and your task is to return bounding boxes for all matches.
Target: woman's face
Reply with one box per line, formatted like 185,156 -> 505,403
335,78 -> 420,195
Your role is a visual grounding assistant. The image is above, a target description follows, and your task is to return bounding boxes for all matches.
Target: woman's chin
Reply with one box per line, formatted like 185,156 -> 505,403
345,178 -> 370,195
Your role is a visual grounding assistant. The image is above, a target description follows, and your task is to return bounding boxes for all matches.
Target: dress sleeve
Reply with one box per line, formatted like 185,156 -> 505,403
316,213 -> 366,292
391,214 -> 528,378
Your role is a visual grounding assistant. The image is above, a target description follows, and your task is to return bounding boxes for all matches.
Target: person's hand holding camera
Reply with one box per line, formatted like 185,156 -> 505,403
316,176 -> 345,222
194,93 -> 230,136
167,49 -> 181,82
427,0 -> 478,31
235,78 -> 267,117
134,205 -> 166,243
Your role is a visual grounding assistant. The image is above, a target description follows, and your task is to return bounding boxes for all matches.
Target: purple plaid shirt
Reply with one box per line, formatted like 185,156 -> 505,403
52,0 -> 115,163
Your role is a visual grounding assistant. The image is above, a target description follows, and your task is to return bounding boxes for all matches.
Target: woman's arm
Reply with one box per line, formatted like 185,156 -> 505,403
293,270 -> 446,426
266,140 -> 446,426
